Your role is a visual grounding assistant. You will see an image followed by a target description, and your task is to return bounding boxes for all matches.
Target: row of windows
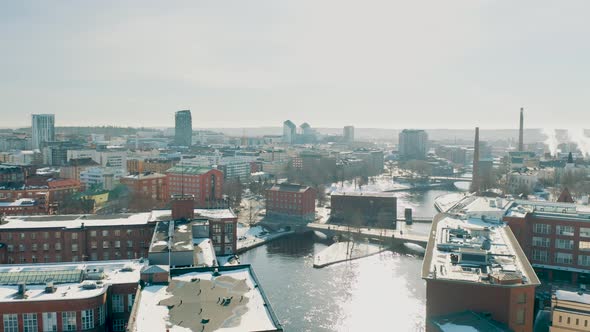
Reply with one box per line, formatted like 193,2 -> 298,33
532,237 -> 590,251
533,224 -> 590,237
5,251 -> 141,264
3,306 -> 105,332
531,250 -> 590,265
558,314 -> 589,328
211,223 -> 234,234
0,228 -> 146,242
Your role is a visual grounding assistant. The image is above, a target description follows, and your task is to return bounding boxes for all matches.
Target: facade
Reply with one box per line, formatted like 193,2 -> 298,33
80,167 -> 125,191
0,260 -> 144,332
423,196 -> 540,332
330,192 -> 396,227
283,120 -> 296,145
0,198 -> 45,216
174,110 -> 192,146
0,213 -> 156,264
352,149 -> 384,176
31,114 -> 55,150
343,125 -> 354,143
119,172 -> 168,202
549,290 -> 590,331
165,166 -> 223,207
504,200 -> 590,284
59,158 -> 100,180
399,129 -> 428,160
265,184 -> 316,221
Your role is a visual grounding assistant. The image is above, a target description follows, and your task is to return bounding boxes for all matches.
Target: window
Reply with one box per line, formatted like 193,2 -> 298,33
114,230 -> 121,236
71,233 -> 78,240
225,223 -> 234,233
581,227 -> 590,238
42,312 -> 57,332
90,230 -> 97,237
114,240 -> 120,248
516,293 -> 526,304
533,224 -> 551,234
91,241 -> 97,249
31,244 -> 37,251
19,233 -> 25,239
516,309 -> 525,325
23,313 -> 38,332
127,240 -> 133,248
532,236 -> 550,248
112,294 -> 124,313
580,241 -> 590,251
55,243 -> 61,251
43,231 -> 49,239
579,255 -> 590,266
102,230 -> 109,237
556,225 -> 574,236
532,249 -> 549,262
555,252 -> 573,264
62,312 -> 76,331
103,241 -> 109,249
81,309 -> 94,330
71,244 -> 78,252
3,314 -> 18,332
128,293 -> 136,312
19,244 -> 25,252
112,319 -> 126,331
212,224 -> 222,233
7,245 -> 13,253
43,243 -> 49,251
55,232 -> 60,239
103,252 -> 110,260
98,304 -> 106,326
31,232 -> 36,240
127,251 -> 134,259
556,239 -> 574,250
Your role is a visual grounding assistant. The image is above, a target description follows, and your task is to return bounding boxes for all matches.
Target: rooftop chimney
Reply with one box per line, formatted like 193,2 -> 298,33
519,107 -> 524,151
471,127 -> 480,194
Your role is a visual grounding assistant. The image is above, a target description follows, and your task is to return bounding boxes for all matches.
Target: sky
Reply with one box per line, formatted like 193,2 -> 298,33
1,1 -> 589,129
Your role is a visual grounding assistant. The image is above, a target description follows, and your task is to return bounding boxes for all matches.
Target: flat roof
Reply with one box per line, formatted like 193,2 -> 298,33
0,260 -> 144,303
422,196 -> 540,287
429,311 -> 510,332
133,265 -> 282,332
555,290 -> 590,305
267,183 -> 310,193
0,212 -> 155,230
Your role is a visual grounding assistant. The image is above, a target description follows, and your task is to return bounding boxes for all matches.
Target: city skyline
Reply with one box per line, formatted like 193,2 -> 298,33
1,1 -> 590,129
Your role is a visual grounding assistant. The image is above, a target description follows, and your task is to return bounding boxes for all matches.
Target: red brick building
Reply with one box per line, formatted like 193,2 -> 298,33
0,213 -> 156,264
119,172 -> 168,202
0,179 -> 82,214
0,198 -> 45,216
423,198 -> 540,332
504,200 -> 590,285
265,184 -> 316,221
165,166 -> 223,208
0,260 -> 144,332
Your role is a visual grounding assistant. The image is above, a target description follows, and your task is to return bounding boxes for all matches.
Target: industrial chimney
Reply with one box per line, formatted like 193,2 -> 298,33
519,107 -> 524,151
471,127 -> 480,194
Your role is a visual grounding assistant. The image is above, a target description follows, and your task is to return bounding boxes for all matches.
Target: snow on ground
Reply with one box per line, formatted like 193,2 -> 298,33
236,224 -> 292,251
327,175 -> 409,194
434,192 -> 467,212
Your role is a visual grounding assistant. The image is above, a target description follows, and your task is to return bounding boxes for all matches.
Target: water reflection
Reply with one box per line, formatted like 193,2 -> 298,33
240,233 -> 426,332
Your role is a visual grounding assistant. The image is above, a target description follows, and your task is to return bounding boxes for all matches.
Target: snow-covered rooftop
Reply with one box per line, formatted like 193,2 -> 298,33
0,260 -> 145,303
555,289 -> 590,305
0,212 -> 155,229
132,266 -> 282,332
423,196 -> 539,287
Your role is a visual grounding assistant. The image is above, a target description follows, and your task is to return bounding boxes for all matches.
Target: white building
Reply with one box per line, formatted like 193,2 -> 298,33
31,114 -> 55,150
80,167 -> 125,190
68,150 -> 127,173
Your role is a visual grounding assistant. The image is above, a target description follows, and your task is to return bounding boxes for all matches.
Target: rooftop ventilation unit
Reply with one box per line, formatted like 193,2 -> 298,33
81,281 -> 97,290
121,265 -> 134,272
45,279 -> 56,293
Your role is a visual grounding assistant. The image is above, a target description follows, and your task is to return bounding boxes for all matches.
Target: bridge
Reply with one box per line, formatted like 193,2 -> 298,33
306,223 -> 428,246
430,176 -> 472,182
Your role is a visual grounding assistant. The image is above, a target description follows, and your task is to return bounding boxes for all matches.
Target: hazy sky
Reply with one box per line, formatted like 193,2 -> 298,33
1,1 -> 589,129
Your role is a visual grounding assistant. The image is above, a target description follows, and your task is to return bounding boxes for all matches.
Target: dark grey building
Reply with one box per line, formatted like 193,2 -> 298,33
174,110 -> 192,146
399,129 -> 428,160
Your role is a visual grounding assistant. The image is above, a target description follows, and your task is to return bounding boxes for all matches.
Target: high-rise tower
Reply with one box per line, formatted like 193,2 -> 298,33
174,110 -> 192,146
31,114 -> 55,150
470,127 -> 480,194
518,107 -> 524,151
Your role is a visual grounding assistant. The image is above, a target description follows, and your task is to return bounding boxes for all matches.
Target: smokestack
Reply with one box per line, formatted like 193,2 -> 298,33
471,127 -> 480,194
519,107 -> 524,151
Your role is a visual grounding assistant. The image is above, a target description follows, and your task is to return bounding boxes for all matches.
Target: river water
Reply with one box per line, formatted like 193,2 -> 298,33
241,187 -> 466,332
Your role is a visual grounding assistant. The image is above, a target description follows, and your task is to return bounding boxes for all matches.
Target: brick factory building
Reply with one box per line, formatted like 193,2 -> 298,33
504,200 -> 590,285
165,165 -> 223,208
0,260 -> 145,332
265,184 -> 316,221
0,213 -> 156,264
423,196 -> 540,332
330,192 -> 397,228
119,172 -> 168,202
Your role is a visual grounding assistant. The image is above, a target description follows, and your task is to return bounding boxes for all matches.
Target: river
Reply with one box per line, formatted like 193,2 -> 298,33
240,186 -> 466,331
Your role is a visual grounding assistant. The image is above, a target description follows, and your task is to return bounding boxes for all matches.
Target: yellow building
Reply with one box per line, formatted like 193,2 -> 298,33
550,290 -> 590,331
81,191 -> 109,209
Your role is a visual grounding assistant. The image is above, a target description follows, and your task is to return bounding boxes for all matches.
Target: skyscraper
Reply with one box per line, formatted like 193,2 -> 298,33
31,114 -> 55,150
398,129 -> 428,160
174,110 -> 192,146
518,107 -> 524,151
343,126 -> 354,143
470,127 -> 480,194
283,120 -> 296,144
